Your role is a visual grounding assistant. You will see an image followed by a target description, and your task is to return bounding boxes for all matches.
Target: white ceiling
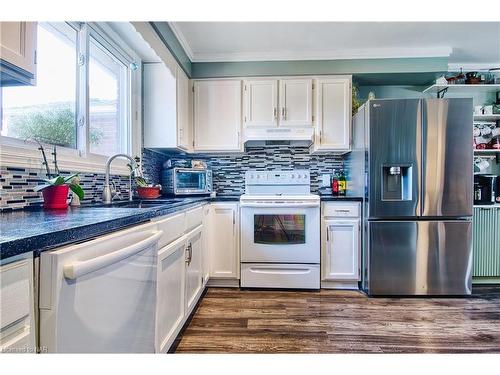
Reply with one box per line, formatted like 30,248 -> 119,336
170,22 -> 500,67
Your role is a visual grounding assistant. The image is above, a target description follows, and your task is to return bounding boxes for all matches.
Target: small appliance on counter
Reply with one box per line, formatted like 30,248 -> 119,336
162,167 -> 212,196
474,175 -> 500,205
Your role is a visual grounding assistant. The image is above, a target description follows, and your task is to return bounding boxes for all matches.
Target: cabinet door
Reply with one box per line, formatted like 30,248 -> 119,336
210,203 -> 239,279
243,79 -> 278,128
201,205 -> 212,285
193,80 -> 242,152
177,66 -> 191,151
278,78 -> 313,127
0,22 -> 37,76
314,77 -> 351,151
185,226 -> 203,314
322,219 -> 360,281
143,62 -> 177,149
0,254 -> 35,353
156,237 -> 186,353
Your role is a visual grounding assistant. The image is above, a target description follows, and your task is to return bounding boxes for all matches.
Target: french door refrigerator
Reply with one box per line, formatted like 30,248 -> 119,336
352,98 -> 473,296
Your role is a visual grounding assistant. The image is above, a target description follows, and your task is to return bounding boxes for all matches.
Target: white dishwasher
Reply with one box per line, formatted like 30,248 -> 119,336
39,222 -> 163,353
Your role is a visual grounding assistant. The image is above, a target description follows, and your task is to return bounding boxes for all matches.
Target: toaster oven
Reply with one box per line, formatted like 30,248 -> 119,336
162,168 -> 212,196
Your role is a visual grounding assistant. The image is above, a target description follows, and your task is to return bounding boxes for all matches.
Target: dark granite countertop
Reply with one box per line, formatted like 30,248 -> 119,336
319,195 -> 363,202
0,195 -> 240,260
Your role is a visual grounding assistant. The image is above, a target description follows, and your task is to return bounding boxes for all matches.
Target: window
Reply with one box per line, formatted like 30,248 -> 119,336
89,36 -> 129,156
1,23 -> 78,148
1,22 -> 137,169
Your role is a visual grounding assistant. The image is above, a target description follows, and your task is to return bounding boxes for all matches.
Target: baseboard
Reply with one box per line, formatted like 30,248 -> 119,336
321,280 -> 359,290
207,278 -> 240,287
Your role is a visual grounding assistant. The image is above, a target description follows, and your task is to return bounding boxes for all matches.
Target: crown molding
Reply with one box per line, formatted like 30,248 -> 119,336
188,47 -> 452,63
168,22 -> 195,62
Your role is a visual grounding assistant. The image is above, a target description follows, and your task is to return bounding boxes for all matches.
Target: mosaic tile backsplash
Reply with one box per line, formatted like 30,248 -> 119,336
0,147 -> 344,210
143,146 -> 345,196
0,166 -> 131,211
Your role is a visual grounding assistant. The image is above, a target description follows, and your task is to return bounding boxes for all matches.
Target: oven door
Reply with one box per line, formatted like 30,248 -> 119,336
174,169 -> 209,195
240,204 -> 320,263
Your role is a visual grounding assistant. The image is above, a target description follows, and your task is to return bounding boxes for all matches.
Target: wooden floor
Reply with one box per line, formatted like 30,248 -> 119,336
174,287 -> 500,353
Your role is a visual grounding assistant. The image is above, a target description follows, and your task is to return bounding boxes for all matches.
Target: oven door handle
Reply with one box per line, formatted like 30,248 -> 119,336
240,202 -> 319,208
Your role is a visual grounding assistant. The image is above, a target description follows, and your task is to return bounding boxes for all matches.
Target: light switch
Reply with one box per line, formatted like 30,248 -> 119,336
321,174 -> 330,187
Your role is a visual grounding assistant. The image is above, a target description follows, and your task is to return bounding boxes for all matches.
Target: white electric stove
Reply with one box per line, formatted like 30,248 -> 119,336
240,170 -> 320,289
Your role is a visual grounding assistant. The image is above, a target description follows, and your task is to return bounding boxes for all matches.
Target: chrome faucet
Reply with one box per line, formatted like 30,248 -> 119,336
102,154 -> 137,204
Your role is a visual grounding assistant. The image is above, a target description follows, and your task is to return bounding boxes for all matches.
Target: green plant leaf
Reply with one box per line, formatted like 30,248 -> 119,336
69,184 -> 85,200
134,176 -> 148,187
33,183 -> 51,192
45,176 -> 65,186
63,173 -> 79,183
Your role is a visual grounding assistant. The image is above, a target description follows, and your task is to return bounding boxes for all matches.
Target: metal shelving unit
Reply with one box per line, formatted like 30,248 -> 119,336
474,114 -> 500,122
423,84 -> 500,98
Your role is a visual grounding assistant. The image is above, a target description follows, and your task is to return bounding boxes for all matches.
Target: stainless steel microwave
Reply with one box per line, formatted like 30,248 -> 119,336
162,168 -> 213,195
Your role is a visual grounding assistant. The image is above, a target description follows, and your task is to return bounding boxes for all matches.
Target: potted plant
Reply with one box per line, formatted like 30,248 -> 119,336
129,157 -> 161,199
31,140 -> 85,209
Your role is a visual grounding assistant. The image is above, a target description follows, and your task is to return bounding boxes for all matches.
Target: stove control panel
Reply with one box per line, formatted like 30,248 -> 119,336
245,170 -> 310,185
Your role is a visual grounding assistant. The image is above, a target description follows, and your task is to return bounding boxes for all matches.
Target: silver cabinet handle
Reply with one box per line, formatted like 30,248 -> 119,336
273,107 -> 277,120
281,107 -> 285,120
326,226 -> 330,242
185,243 -> 192,264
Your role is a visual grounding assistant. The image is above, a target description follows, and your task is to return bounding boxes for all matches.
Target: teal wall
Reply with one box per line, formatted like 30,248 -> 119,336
190,57 -> 448,80
150,22 -> 192,77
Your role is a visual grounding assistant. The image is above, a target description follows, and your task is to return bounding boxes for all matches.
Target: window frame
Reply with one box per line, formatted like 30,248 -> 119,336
0,21 -> 142,176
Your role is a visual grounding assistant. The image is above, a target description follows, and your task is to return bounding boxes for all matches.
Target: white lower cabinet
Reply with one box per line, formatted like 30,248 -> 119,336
0,253 -> 36,353
185,226 -> 203,314
154,205 -> 206,353
156,236 -> 186,353
201,205 -> 212,286
321,202 -> 361,289
209,203 -> 240,285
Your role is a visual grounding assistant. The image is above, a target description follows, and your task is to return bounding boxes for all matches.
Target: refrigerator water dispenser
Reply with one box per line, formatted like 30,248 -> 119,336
382,165 -> 412,201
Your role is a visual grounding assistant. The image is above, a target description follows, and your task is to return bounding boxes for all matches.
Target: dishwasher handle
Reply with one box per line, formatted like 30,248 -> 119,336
63,230 -> 163,280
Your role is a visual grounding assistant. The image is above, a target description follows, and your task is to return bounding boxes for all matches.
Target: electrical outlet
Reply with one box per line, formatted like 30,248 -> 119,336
321,174 -> 331,187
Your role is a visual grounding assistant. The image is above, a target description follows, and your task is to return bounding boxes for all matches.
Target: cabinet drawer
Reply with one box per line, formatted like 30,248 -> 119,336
0,259 -> 30,331
155,212 -> 186,248
322,202 -> 360,218
186,206 -> 203,232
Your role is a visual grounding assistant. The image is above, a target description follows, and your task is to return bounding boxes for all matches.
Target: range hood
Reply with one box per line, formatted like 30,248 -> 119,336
244,127 -> 314,147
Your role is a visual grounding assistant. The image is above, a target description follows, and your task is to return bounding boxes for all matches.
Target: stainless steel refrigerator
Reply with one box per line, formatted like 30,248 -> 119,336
348,98 -> 473,296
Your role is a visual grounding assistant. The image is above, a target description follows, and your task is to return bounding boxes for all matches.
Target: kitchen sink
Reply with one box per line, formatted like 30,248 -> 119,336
97,199 -> 183,209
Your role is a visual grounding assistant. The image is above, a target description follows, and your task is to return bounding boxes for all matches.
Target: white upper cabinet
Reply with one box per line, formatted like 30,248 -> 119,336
0,22 -> 37,84
193,80 -> 242,152
176,66 -> 192,151
143,62 -> 178,149
279,78 -> 313,127
311,76 -> 352,153
242,78 -> 312,129
243,79 -> 278,128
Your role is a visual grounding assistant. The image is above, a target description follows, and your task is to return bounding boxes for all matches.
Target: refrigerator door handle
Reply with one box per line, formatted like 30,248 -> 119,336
418,100 -> 424,217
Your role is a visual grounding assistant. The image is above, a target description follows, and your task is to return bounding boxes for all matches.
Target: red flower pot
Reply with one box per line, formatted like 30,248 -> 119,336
42,185 -> 70,209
